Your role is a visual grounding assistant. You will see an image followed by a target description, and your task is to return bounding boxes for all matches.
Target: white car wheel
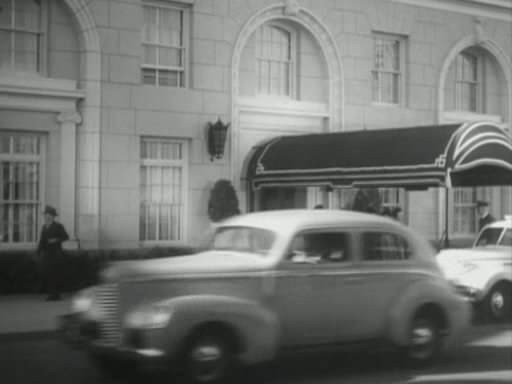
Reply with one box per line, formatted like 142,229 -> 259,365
486,283 -> 511,322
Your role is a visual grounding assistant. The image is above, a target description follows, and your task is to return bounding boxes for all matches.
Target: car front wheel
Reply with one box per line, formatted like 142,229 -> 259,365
404,314 -> 441,366
179,333 -> 234,384
485,282 -> 511,322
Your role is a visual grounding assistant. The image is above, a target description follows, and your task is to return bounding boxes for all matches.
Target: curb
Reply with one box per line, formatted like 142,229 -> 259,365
0,330 -> 57,341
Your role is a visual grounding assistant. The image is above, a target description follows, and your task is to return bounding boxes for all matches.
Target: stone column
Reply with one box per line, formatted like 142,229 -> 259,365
57,111 -> 82,249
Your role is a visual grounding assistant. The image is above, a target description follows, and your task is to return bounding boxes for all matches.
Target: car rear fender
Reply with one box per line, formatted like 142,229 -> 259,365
386,278 -> 453,346
158,294 -> 279,364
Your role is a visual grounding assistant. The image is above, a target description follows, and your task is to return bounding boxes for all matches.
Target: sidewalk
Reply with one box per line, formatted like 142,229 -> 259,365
0,294 -> 71,336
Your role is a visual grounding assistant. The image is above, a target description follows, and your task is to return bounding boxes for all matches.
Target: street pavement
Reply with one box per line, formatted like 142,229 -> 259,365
0,320 -> 510,384
0,294 -> 70,336
0,295 -> 510,383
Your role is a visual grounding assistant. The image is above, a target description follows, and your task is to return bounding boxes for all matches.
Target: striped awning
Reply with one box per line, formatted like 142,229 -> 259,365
244,121 -> 512,190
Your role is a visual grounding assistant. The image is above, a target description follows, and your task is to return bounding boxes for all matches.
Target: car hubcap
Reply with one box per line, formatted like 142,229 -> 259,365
412,326 -> 433,346
490,291 -> 505,316
190,343 -> 224,382
410,323 -> 434,359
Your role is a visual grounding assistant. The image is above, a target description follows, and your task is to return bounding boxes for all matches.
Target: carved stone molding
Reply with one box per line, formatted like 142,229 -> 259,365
57,111 -> 82,125
283,0 -> 300,16
473,17 -> 488,45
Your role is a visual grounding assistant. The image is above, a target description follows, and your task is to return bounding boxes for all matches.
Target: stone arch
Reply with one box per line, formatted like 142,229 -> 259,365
231,2 -> 344,182
438,35 -> 512,129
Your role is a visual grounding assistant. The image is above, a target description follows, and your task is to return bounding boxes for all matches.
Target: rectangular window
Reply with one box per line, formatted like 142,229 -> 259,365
372,33 -> 404,104
141,2 -> 189,87
452,187 -> 476,235
255,24 -> 294,97
379,187 -> 404,215
0,132 -> 42,244
140,138 -> 187,242
331,188 -> 358,210
0,0 -> 44,73
454,53 -> 480,112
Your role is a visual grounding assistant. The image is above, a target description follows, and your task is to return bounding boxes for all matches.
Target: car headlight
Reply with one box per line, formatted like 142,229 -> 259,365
125,304 -> 173,329
71,288 -> 95,313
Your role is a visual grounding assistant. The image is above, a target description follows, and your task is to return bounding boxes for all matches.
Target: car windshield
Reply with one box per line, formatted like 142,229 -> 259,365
207,226 -> 276,256
474,227 -> 511,247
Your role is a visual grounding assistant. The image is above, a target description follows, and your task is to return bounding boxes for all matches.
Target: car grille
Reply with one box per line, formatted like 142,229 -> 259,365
95,283 -> 121,345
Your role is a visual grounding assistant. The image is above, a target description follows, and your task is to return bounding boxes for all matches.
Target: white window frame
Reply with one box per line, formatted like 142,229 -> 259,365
139,137 -> 188,244
0,131 -> 45,247
452,187 -> 477,236
0,0 -> 48,75
379,188 -> 405,212
372,32 -> 405,105
255,22 -> 297,98
453,51 -> 483,113
141,1 -> 190,88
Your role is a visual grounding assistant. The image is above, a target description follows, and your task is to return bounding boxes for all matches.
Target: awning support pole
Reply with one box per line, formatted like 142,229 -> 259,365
444,186 -> 450,248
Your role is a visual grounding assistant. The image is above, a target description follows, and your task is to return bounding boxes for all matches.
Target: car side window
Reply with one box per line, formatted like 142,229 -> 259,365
499,228 -> 512,247
288,231 -> 349,263
362,232 -> 411,261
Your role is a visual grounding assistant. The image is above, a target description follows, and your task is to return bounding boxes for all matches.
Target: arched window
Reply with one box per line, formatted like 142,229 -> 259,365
255,24 -> 294,97
454,52 -> 480,112
0,0 -> 44,73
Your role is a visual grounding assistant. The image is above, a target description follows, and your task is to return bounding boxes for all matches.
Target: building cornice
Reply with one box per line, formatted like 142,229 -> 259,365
0,76 -> 85,100
392,0 -> 512,22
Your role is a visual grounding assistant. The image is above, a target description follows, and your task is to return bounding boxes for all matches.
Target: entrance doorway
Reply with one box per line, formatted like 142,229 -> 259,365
257,187 -> 307,211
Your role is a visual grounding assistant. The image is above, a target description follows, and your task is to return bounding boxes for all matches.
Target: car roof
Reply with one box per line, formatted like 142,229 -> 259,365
486,217 -> 512,229
220,209 -> 399,233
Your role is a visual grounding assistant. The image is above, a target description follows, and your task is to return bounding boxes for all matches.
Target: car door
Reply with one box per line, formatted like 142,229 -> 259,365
271,229 -> 360,346
346,229 -> 417,339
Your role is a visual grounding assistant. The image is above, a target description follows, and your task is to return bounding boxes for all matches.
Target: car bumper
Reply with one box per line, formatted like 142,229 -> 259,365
453,284 -> 486,303
58,314 -> 168,369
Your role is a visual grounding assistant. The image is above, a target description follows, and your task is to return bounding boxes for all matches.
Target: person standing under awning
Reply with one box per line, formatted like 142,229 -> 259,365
477,200 -> 496,232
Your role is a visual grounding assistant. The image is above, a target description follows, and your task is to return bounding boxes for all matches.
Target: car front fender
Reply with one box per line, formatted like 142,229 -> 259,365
154,294 -> 279,364
385,277 -> 468,347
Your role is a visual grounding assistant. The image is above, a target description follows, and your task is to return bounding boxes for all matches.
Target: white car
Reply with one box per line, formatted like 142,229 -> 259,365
436,216 -> 512,321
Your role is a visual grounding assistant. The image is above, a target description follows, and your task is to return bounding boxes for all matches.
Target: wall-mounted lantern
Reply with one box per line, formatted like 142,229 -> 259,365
207,118 -> 230,161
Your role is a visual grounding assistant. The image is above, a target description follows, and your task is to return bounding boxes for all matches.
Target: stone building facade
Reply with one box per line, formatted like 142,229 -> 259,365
0,0 -> 510,250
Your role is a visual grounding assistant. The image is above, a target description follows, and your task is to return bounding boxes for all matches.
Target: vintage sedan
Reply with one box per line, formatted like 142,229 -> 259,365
60,209 -> 470,383
436,216 -> 512,321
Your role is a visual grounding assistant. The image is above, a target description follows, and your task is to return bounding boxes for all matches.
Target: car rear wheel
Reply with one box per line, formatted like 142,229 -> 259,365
485,282 -> 512,322
404,314 -> 441,366
180,333 -> 234,384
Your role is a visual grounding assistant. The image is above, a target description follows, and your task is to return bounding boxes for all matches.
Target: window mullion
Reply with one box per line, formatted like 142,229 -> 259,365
10,0 -> 16,58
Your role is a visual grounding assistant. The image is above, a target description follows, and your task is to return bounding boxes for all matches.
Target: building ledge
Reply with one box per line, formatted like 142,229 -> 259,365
392,0 -> 512,21
238,96 -> 329,117
0,74 -> 85,100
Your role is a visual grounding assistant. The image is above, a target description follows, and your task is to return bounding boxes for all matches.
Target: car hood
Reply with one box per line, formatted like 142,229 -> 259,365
436,247 -> 507,266
101,251 -> 271,282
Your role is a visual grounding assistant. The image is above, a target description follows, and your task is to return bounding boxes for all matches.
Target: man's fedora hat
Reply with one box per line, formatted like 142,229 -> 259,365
43,205 -> 58,217
476,200 -> 489,207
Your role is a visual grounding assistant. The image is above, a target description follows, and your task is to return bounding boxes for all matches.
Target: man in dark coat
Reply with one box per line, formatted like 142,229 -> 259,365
477,200 -> 496,232
37,206 -> 69,301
